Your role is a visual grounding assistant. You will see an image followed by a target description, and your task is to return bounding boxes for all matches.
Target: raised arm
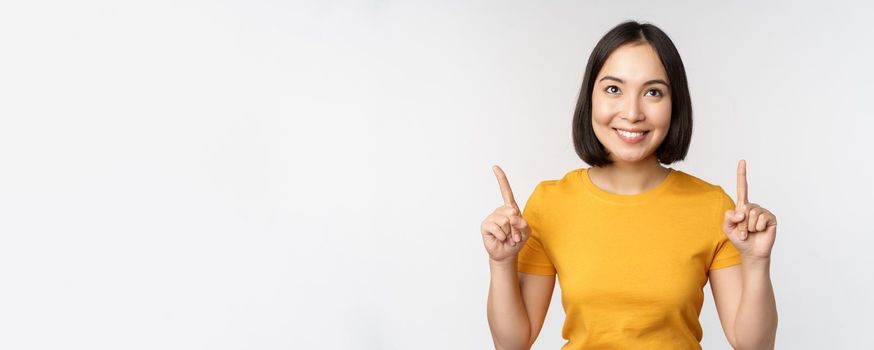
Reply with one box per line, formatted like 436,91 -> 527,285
711,160 -> 778,349
483,165 -> 556,350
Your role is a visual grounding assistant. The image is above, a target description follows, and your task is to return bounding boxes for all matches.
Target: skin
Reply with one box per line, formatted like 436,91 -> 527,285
483,166 -> 553,350
712,160 -> 779,349
484,41 -> 778,349
587,41 -> 673,192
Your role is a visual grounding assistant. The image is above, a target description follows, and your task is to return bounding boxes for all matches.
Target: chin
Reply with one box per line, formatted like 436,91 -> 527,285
612,157 -> 648,164
609,149 -> 655,164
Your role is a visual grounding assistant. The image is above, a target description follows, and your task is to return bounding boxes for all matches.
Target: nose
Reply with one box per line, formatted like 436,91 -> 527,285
621,96 -> 645,122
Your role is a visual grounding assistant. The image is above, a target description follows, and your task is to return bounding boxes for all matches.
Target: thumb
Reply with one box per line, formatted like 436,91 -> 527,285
723,209 -> 745,230
505,216 -> 528,246
509,216 -> 529,233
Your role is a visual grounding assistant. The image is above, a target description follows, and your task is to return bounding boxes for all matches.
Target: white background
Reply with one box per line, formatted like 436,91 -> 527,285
1,1 -> 872,349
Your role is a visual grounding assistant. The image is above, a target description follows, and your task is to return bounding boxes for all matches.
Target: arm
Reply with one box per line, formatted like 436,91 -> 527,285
735,257 -> 778,349
711,159 -> 779,349
487,257 -> 555,350
709,257 -> 778,349
484,166 -> 555,349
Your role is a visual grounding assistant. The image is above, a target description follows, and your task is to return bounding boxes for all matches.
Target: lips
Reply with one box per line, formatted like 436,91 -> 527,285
613,128 -> 649,144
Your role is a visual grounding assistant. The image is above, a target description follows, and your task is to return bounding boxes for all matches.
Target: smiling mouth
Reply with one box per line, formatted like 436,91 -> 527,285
613,128 -> 649,143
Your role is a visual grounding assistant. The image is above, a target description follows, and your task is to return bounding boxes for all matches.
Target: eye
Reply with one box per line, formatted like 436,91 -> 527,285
645,89 -> 663,97
605,85 -> 620,94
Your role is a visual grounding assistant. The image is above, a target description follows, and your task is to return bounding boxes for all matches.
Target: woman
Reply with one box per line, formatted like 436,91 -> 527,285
482,21 -> 778,349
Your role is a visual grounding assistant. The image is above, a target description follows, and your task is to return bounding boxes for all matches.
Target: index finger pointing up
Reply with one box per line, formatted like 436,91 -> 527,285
736,159 -> 748,205
492,165 -> 518,208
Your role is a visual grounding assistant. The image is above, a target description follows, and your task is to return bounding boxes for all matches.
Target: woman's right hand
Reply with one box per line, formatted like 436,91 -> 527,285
481,165 -> 531,263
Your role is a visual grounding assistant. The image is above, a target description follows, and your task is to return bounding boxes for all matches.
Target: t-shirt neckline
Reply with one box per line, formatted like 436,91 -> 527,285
579,167 -> 678,204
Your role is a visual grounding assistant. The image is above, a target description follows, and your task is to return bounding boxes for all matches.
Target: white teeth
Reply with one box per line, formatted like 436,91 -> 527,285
617,129 -> 645,138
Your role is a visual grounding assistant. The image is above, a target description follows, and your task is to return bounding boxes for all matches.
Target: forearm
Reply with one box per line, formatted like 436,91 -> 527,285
487,257 -> 531,350
733,257 -> 778,350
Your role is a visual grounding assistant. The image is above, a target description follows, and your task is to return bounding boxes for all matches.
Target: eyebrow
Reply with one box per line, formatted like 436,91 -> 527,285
599,75 -> 670,87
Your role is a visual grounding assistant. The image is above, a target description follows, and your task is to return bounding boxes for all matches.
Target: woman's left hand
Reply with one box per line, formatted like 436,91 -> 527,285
723,160 -> 778,261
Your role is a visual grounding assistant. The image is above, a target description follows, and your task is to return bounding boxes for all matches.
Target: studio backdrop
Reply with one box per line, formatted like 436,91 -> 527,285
1,1 -> 872,349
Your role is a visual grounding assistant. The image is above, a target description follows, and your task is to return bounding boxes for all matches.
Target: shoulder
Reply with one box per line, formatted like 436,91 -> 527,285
522,168 -> 584,210
672,170 -> 725,195
671,170 -> 735,210
531,168 -> 584,197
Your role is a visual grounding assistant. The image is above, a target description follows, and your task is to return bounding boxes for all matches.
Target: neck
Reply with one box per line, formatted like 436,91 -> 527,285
588,156 -> 670,195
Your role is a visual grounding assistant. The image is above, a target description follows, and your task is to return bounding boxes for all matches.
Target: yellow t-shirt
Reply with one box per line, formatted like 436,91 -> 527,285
517,167 -> 742,349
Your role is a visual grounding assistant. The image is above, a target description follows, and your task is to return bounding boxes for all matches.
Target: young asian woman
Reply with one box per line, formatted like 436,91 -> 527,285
481,20 -> 778,350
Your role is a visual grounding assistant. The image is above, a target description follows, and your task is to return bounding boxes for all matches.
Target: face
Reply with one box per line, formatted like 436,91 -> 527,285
591,42 -> 672,165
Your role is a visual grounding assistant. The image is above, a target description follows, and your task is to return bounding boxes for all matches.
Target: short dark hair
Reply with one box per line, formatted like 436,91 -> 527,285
572,20 -> 693,166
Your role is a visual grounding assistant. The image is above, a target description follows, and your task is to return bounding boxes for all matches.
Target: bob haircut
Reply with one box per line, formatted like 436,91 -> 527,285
572,20 -> 693,167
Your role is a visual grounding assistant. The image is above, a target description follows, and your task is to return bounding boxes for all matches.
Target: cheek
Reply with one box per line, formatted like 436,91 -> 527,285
645,101 -> 672,130
590,96 -> 615,126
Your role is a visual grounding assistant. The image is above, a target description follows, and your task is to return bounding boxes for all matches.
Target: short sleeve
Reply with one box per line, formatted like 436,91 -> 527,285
709,188 -> 743,271
517,182 -> 557,276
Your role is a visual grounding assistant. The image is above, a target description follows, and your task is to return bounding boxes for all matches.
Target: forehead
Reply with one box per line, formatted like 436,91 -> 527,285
597,42 -> 668,82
